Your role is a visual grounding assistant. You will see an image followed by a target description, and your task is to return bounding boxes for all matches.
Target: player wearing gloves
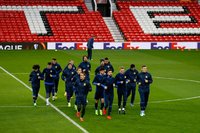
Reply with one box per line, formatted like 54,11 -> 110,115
92,67 -> 106,115
115,66 -> 127,114
78,55 -> 91,82
102,69 -> 115,119
125,64 -> 138,107
61,63 -> 76,107
42,62 -> 56,105
74,73 -> 92,122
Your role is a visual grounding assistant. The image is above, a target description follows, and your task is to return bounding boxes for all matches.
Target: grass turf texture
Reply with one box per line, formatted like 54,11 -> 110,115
0,50 -> 200,133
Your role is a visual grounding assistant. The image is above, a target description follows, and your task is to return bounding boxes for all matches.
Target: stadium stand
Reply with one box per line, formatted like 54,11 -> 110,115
1,0 -> 200,42
113,0 -> 200,41
0,0 -> 114,42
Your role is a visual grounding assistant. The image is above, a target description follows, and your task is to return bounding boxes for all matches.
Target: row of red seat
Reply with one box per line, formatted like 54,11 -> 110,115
0,0 -> 114,42
1,0 -> 200,42
113,1 -> 200,41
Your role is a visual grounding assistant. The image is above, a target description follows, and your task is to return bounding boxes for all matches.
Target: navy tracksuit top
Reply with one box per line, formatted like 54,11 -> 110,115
104,63 -> 114,72
29,70 -> 43,87
62,68 -> 76,83
125,69 -> 138,85
42,68 -> 56,85
87,37 -> 94,49
102,75 -> 115,95
52,63 -> 62,79
137,72 -> 153,88
115,73 -> 127,89
92,74 -> 105,92
78,61 -> 91,76
74,79 -> 92,97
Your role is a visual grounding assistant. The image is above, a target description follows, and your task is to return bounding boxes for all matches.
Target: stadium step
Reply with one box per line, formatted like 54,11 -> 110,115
85,0 -> 93,11
111,2 -> 118,11
103,17 -> 124,42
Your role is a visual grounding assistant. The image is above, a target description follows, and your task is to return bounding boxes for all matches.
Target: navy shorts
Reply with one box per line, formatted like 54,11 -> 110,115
94,90 -> 104,100
45,84 -> 54,94
76,96 -> 87,105
32,86 -> 40,97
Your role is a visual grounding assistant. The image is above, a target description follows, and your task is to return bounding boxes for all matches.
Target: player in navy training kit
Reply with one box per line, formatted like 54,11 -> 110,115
72,67 -> 82,110
78,55 -> 91,82
74,73 -> 92,122
29,64 -> 43,106
61,63 -> 76,107
95,59 -> 105,75
137,65 -> 153,116
104,57 -> 114,72
92,67 -> 105,115
115,66 -> 127,114
42,62 -> 56,105
125,64 -> 138,107
63,60 -> 76,97
102,69 -> 115,120
51,58 -> 62,97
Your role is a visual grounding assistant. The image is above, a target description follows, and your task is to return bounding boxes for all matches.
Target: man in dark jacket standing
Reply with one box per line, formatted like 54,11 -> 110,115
87,35 -> 95,60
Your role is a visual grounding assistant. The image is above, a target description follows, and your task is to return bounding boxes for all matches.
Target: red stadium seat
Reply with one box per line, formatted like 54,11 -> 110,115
113,0 -> 200,42
0,0 -> 113,42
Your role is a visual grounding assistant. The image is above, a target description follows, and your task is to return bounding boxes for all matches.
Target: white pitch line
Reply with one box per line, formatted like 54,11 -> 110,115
0,72 -> 29,75
149,95 -> 200,103
1,94 -> 200,108
0,71 -> 200,106
0,66 -> 89,133
0,105 -> 47,108
154,76 -> 200,84
1,94 -> 200,109
12,73 -> 29,75
1,73 -> 200,84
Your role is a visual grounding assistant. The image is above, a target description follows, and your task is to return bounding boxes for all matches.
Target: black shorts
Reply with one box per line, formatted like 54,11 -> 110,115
94,91 -> 104,100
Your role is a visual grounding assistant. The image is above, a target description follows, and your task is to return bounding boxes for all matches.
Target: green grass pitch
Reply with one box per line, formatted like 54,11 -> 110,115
0,50 -> 200,133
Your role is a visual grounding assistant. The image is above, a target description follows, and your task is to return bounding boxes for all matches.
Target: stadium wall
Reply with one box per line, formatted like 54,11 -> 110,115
1,42 -> 200,50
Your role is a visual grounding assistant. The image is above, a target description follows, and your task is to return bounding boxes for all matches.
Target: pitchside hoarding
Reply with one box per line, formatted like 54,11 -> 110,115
47,42 -> 200,50
0,43 -> 47,50
0,42 -> 199,50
